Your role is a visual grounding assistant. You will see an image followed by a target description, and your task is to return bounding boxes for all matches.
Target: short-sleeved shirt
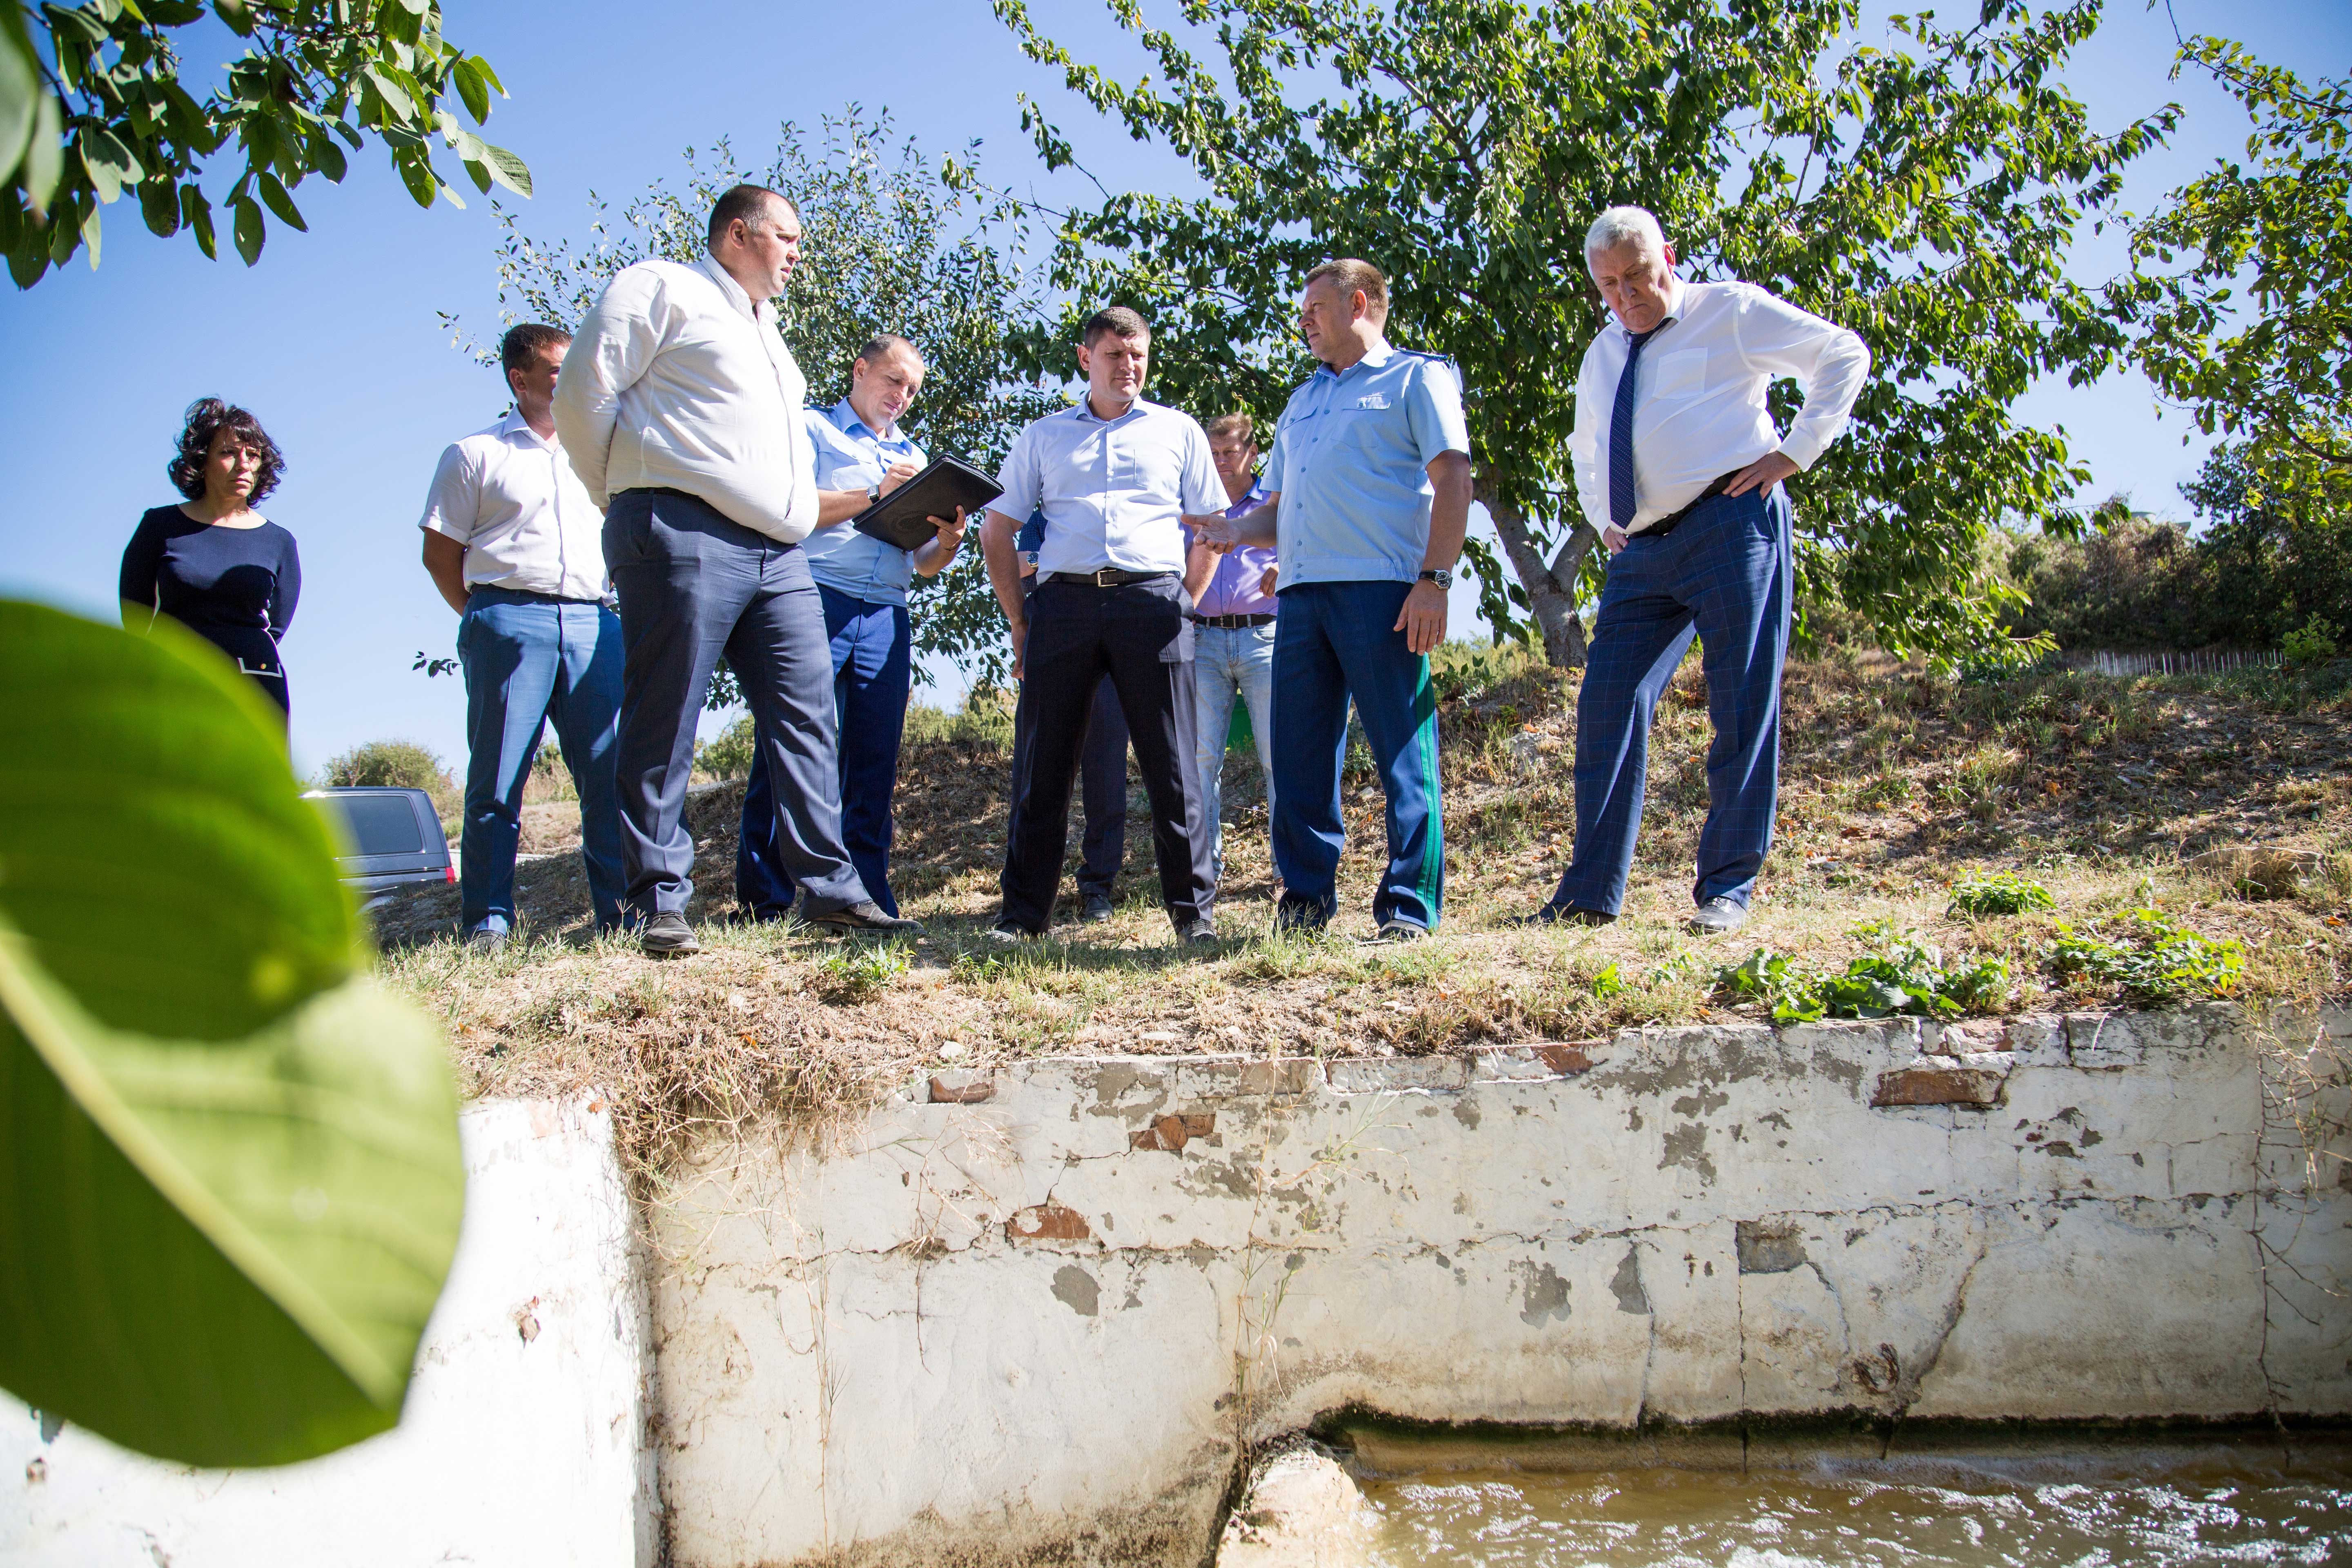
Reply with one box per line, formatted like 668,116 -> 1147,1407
1261,341 -> 1471,586
1182,480 -> 1278,617
799,399 -> 927,608
419,411 -> 608,601
992,397 -> 1224,577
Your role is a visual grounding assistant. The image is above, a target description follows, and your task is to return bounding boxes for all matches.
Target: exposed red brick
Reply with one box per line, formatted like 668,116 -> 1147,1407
1006,1203 -> 1091,1243
1872,1067 -> 2005,1109
1535,1045 -> 1597,1076
1129,1113 -> 1216,1152
929,1076 -> 995,1105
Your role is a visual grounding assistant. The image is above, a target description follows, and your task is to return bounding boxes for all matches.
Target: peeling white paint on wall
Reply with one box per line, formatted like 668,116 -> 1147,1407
650,1007 -> 2352,1566
9,1009 -> 2346,1568
2,1099 -> 658,1568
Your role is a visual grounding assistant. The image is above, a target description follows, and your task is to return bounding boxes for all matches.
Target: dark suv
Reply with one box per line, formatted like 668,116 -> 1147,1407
305,787 -> 456,913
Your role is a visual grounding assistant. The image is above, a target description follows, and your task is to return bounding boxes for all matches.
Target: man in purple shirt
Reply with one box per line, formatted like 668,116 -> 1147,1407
1183,413 -> 1280,889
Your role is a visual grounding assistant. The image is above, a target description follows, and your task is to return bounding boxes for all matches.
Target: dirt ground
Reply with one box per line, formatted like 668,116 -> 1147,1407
375,648 -> 2352,1168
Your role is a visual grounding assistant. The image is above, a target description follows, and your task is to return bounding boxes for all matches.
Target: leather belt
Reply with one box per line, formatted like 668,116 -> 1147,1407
1632,470 -> 1742,542
1189,612 -> 1275,628
1041,568 -> 1176,588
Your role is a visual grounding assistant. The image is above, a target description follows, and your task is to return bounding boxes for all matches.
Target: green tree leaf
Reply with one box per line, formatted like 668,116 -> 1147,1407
476,138 -> 530,198
0,9 -> 40,190
230,189 -> 262,262
450,54 -> 488,125
257,167 -> 305,230
0,601 -> 464,1467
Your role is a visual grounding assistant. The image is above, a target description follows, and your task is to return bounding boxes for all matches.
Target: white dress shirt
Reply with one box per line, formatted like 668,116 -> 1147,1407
552,254 -> 819,544
992,398 -> 1224,577
418,411 -> 608,600
1570,277 -> 1871,535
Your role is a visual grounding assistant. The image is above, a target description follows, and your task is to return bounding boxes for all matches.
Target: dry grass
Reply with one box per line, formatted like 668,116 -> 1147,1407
376,646 -> 2352,1170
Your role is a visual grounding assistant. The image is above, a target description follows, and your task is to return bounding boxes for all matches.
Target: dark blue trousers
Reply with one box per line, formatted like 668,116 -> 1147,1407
454,587 -> 626,935
603,489 -> 868,918
1270,580 -> 1444,931
737,584 -> 914,918
1008,575 -> 1129,899
999,577 -> 1210,933
1550,486 -> 1793,915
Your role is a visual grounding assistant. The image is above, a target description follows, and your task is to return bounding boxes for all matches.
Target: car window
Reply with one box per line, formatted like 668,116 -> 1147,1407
325,794 -> 425,857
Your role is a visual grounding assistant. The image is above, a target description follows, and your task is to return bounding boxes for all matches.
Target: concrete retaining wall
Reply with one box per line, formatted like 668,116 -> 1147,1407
651,1007 -> 2352,1566
3,1100 -> 658,1568
11,1009 -> 2348,1567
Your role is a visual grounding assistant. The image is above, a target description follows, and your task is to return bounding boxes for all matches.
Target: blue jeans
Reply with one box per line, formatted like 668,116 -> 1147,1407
1270,581 -> 1443,931
737,584 -> 914,918
456,587 -> 626,935
1549,486 -> 1793,915
1191,621 -> 1277,884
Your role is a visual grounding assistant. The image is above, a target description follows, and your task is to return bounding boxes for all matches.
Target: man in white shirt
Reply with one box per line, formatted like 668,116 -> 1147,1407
553,183 -> 923,954
977,306 -> 1229,942
1522,205 -> 1871,935
420,322 -> 625,952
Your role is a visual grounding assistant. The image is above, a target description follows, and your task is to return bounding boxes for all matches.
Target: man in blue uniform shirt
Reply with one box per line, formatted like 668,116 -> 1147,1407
978,306 -> 1228,942
735,335 -> 967,919
1200,259 -> 1472,938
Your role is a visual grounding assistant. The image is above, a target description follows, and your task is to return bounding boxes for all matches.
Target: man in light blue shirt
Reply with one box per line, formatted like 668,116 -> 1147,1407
978,306 -> 1228,942
1200,259 -> 1473,938
737,335 -> 967,919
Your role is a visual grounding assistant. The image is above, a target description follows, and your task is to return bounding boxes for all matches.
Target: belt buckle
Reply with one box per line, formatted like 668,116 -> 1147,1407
1091,567 -> 1119,588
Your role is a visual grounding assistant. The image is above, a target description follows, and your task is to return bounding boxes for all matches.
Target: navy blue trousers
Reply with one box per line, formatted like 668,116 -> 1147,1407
603,489 -> 868,917
1270,580 -> 1444,931
999,578 -> 1210,933
1550,486 -> 1793,915
455,588 -> 626,935
1007,575 -> 1130,899
737,584 -> 914,918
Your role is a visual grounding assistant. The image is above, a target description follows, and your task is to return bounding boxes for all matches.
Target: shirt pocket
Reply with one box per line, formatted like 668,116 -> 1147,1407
1648,349 -> 1708,401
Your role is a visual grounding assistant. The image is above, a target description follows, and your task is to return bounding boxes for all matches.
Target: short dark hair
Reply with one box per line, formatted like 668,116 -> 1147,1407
1080,305 -> 1151,348
1205,413 -> 1256,446
707,183 -> 793,248
168,398 -> 284,504
1305,258 -> 1390,321
500,323 -> 571,382
856,334 -> 921,366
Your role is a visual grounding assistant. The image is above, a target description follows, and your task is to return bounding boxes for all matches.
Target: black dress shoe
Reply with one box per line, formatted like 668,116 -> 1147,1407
811,900 -> 922,935
1178,918 -> 1219,945
1080,891 -> 1116,924
1513,902 -> 1615,928
1274,894 -> 1332,935
640,910 -> 701,957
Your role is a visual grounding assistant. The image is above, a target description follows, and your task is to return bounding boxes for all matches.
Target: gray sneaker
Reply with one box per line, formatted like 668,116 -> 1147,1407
1178,918 -> 1219,946
640,910 -> 700,957
1373,918 -> 1429,942
1687,897 -> 1748,935
464,927 -> 507,956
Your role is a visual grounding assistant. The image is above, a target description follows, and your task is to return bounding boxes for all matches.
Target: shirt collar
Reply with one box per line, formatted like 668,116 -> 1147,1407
1316,336 -> 1396,381
695,253 -> 764,324
1226,478 -> 1268,516
1072,395 -> 1151,425
497,409 -> 554,450
830,396 -> 915,448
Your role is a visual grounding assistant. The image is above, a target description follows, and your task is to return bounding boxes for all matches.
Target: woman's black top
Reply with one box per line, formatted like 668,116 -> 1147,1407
119,506 -> 302,713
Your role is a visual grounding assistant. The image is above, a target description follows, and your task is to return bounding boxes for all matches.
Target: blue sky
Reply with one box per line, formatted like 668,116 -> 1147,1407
0,0 -> 2343,777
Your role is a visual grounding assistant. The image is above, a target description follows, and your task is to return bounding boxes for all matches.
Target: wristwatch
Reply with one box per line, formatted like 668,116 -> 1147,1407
865,482 -> 882,506
1418,567 -> 1453,590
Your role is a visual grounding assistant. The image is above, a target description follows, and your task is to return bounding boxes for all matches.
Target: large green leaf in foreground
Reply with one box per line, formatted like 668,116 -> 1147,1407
0,601 -> 464,1467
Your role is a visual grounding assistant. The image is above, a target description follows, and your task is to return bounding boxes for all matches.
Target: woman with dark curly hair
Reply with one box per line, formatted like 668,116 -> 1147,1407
119,398 -> 303,717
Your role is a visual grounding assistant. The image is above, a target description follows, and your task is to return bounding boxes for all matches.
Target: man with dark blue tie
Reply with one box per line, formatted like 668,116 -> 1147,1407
1522,205 -> 1869,935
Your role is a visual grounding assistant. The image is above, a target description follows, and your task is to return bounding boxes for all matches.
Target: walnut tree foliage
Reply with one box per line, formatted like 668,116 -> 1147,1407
485,109 -> 1057,698
0,0 -> 528,288
993,0 -> 2175,666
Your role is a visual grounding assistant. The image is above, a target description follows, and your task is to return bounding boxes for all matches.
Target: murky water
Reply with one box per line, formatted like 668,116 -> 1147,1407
1354,1441 -> 2352,1566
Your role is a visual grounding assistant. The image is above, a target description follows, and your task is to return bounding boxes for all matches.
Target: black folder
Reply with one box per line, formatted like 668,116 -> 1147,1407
849,455 -> 1005,552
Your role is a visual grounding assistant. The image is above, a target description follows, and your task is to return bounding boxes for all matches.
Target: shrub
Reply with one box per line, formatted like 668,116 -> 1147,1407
321,739 -> 458,817
2282,613 -> 2339,667
1715,925 -> 2010,1024
813,942 -> 909,1003
1949,871 -> 2057,917
695,714 -> 757,780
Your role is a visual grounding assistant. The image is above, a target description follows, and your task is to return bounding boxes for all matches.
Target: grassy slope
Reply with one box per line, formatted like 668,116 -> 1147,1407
377,647 -> 2352,1169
